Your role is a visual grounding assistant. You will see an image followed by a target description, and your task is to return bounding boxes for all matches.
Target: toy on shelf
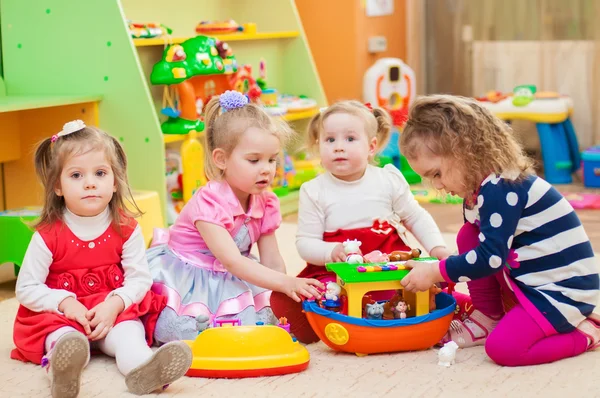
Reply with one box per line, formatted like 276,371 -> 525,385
303,239 -> 455,356
411,189 -> 463,205
195,20 -> 258,35
272,152 -> 296,197
230,64 -> 262,102
184,320 -> 309,378
151,35 -> 239,135
128,21 -> 172,39
475,86 -> 580,184
363,58 -> 415,128
279,94 -> 317,113
165,149 -> 184,225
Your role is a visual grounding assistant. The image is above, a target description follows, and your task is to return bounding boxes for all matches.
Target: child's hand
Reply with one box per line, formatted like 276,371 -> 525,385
401,260 -> 442,292
86,296 -> 125,341
282,276 -> 324,302
430,246 -> 451,260
59,297 -> 92,335
331,244 -> 354,262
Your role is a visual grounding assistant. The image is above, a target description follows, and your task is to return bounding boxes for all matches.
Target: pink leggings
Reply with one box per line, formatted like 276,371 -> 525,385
457,222 -> 588,366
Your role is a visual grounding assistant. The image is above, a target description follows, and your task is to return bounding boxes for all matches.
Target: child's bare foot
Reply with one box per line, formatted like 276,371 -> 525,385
125,341 -> 192,395
46,332 -> 90,398
576,313 -> 600,351
440,310 -> 500,348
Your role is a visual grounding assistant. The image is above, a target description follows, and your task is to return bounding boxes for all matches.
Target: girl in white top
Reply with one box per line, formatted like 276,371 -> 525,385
270,101 -> 450,343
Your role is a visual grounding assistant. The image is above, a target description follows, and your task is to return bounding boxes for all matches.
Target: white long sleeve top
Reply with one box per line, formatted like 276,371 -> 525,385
296,164 -> 447,265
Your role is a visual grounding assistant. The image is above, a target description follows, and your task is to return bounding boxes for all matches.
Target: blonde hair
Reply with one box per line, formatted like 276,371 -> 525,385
34,126 -> 141,234
306,100 -> 392,155
401,94 -> 534,193
203,94 -> 293,181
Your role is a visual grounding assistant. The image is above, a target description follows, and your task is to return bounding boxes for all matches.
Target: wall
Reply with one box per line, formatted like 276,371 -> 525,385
296,0 -> 406,102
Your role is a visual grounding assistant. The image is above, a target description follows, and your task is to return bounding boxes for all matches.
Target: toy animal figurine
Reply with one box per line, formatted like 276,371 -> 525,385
323,281 -> 342,312
429,284 -> 442,311
343,239 -> 364,264
383,290 -> 404,320
365,302 -> 385,320
438,341 -> 459,367
392,300 -> 408,319
363,250 -> 389,263
389,248 -> 422,262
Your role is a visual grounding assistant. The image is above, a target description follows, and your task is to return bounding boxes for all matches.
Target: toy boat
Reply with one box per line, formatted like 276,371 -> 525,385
184,324 -> 310,378
303,292 -> 455,356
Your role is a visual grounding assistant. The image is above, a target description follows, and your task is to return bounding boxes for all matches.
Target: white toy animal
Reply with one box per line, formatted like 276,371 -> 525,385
343,239 -> 364,264
438,341 -> 459,367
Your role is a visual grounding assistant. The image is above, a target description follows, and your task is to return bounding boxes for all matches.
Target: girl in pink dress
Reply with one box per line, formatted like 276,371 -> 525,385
148,91 -> 323,343
12,121 -> 192,397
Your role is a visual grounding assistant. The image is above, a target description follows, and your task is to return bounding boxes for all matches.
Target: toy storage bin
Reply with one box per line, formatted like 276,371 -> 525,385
582,146 -> 600,188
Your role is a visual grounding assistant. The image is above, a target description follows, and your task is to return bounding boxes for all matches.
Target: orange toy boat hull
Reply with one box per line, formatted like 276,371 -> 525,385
303,293 -> 455,355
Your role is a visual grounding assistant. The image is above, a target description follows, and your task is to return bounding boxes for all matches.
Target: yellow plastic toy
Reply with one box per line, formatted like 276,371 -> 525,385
184,321 -> 310,378
180,130 -> 207,202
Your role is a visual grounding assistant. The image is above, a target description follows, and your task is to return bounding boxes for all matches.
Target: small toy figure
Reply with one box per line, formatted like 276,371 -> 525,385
277,317 -> 291,333
383,290 -> 404,320
365,302 -> 385,320
438,341 -> 459,367
323,282 -> 342,312
393,300 -> 408,319
363,250 -> 389,263
343,239 -> 364,264
429,284 -> 442,311
389,248 -> 421,262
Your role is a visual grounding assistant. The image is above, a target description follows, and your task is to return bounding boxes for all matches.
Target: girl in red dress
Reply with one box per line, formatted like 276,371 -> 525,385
270,101 -> 452,343
12,121 -> 191,397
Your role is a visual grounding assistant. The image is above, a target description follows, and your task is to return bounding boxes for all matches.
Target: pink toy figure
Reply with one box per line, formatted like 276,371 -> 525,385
213,319 -> 241,328
363,250 -> 390,263
343,239 -> 364,264
277,317 -> 291,333
393,300 -> 408,319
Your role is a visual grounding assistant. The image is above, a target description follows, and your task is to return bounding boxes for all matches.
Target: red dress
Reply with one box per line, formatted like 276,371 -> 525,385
11,218 -> 167,364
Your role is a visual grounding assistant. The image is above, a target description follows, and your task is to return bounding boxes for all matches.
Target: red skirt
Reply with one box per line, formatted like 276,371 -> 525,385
11,291 -> 167,364
297,223 -> 411,300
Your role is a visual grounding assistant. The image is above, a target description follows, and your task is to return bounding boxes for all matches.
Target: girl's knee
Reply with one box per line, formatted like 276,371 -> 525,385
485,331 -> 523,366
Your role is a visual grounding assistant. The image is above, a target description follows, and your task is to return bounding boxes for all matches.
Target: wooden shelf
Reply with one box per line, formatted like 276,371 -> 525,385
133,31 -> 300,47
282,108 -> 319,122
0,94 -> 103,113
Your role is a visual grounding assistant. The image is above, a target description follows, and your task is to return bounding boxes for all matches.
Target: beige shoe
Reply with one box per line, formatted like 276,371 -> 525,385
125,341 -> 192,395
440,310 -> 500,348
46,332 -> 90,398
577,313 -> 600,351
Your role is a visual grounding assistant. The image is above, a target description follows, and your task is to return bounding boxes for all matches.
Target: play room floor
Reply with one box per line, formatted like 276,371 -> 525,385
0,182 -> 598,397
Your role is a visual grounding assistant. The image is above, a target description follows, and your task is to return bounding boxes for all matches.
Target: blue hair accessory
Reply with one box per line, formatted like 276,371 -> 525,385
219,90 -> 249,111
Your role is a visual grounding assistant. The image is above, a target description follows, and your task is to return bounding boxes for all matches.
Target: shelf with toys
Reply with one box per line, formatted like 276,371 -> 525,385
133,31 -> 301,47
123,0 -> 328,223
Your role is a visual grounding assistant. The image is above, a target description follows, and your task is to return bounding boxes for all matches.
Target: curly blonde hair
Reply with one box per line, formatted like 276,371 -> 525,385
203,94 -> 293,181
400,94 -> 534,193
34,126 -> 142,234
306,100 -> 392,157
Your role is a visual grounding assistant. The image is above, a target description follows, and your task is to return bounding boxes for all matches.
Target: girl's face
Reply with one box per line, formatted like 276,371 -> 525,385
217,127 -> 280,205
319,113 -> 376,182
55,148 -> 116,217
407,147 -> 469,199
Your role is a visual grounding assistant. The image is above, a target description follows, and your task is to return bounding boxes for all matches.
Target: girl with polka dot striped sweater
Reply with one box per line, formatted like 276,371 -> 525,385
11,122 -> 191,397
399,95 -> 600,367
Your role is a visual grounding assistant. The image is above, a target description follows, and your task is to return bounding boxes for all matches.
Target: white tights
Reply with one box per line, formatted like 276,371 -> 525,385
45,320 -> 153,375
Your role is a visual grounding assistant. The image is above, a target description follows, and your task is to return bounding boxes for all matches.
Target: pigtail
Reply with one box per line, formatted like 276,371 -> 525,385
203,95 -> 224,181
33,137 -> 63,230
372,107 -> 392,152
306,111 -> 323,154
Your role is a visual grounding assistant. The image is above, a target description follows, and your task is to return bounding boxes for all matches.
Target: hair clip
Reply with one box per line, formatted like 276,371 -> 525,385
51,120 -> 86,142
364,102 -> 373,110
219,90 -> 249,112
